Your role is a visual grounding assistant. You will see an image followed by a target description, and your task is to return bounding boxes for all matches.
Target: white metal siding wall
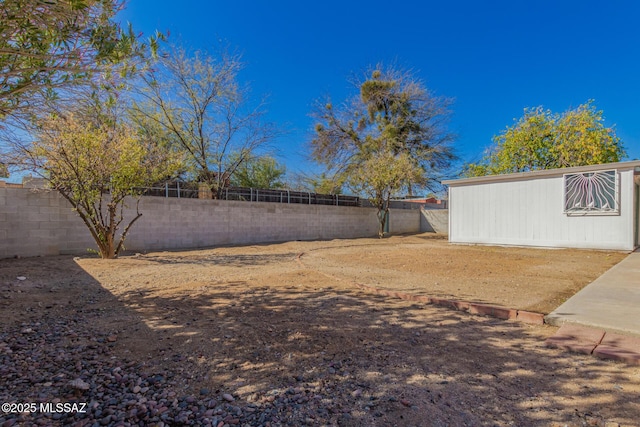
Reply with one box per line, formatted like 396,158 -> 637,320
449,169 -> 635,250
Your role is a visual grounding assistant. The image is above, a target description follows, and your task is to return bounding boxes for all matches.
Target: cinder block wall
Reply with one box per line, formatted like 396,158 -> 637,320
420,209 -> 449,234
389,208 -> 422,234
0,188 -> 424,258
0,188 -> 95,258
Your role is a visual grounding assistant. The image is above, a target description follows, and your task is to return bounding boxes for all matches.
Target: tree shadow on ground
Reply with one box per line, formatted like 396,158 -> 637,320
117,279 -> 640,426
1,255 -> 638,426
0,256 -> 166,426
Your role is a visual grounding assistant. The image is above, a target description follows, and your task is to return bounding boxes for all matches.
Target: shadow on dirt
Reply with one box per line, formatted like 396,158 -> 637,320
140,252 -> 300,267
1,255 -> 638,426
117,280 -> 639,426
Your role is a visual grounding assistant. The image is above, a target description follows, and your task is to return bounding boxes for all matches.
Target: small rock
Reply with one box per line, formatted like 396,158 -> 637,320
69,378 -> 90,391
16,276 -> 26,281
585,416 -> 601,426
107,335 -> 117,342
222,393 -> 235,402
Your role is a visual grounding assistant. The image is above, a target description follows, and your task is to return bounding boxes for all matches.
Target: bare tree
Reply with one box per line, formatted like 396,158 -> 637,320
131,45 -> 280,198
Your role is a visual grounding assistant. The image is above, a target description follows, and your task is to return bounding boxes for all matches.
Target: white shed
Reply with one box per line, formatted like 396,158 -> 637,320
442,161 -> 640,251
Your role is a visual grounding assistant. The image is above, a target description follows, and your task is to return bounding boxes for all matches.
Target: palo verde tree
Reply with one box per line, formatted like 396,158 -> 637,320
131,44 -> 280,198
21,87 -> 179,259
1,0 -> 172,258
311,65 -> 456,237
464,101 -> 625,176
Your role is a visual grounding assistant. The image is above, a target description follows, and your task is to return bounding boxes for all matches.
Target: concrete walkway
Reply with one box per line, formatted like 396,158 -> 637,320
545,251 -> 640,365
546,251 -> 640,336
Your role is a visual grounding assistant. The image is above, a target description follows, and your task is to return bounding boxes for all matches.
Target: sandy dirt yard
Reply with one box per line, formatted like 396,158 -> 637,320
1,234 -> 638,427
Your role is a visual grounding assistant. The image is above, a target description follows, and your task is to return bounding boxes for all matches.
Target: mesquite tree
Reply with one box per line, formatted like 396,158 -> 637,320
0,0 -> 158,121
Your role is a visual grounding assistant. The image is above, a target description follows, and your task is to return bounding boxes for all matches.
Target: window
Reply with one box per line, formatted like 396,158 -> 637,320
564,170 -> 619,215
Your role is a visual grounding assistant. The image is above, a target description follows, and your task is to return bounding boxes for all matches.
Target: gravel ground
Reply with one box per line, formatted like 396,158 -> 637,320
1,315 -> 363,427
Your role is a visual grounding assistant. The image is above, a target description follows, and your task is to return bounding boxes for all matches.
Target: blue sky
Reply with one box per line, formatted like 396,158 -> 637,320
120,0 -> 640,182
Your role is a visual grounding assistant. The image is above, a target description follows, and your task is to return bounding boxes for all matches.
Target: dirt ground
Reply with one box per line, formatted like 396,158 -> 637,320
1,233 -> 639,426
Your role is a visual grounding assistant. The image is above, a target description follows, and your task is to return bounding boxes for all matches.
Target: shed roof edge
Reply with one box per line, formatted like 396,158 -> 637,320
443,160 -> 640,187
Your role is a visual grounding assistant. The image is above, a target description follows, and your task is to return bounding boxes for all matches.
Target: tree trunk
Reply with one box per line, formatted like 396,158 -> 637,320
377,208 -> 388,238
100,240 -> 117,259
97,227 -> 117,259
95,231 -> 117,259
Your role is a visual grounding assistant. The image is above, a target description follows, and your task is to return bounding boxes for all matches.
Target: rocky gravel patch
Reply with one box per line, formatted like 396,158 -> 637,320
0,315 -> 424,427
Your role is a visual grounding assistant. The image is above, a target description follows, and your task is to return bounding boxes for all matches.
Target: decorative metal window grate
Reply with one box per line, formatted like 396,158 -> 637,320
564,169 -> 619,215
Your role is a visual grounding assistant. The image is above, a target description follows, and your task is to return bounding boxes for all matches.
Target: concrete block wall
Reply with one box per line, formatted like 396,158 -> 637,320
124,197 -> 387,251
0,188 -> 95,258
0,188 -> 424,258
389,208 -> 422,234
420,208 -> 449,234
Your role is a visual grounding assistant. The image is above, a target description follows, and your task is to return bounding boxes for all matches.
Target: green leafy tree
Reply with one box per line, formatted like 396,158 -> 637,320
311,65 -> 456,237
0,0 -> 157,120
131,44 -> 280,198
0,0 -> 162,181
464,101 -> 625,176
21,91 -> 179,259
230,155 -> 286,189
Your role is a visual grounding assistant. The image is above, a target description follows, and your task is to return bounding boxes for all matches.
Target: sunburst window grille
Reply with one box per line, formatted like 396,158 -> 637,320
564,170 -> 619,215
